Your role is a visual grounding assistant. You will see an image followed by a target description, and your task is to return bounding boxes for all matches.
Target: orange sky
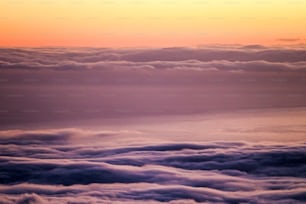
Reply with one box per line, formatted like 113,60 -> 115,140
0,0 -> 306,47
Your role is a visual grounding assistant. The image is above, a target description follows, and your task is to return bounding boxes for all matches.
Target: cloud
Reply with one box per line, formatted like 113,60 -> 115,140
1,46 -> 306,71
15,193 -> 48,204
0,132 -> 70,145
0,129 -> 305,203
0,47 -> 306,97
0,46 -> 306,203
278,38 -> 301,42
1,46 -> 306,128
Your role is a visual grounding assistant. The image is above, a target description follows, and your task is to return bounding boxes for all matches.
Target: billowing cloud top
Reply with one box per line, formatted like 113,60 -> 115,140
1,46 -> 306,73
0,128 -> 305,203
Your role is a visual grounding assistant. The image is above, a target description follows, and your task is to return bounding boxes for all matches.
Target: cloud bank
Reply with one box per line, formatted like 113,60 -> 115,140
0,46 -> 306,128
1,46 -> 306,74
0,129 -> 305,203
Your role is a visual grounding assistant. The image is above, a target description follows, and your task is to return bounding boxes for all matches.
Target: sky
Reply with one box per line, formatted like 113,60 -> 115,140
0,0 -> 306,47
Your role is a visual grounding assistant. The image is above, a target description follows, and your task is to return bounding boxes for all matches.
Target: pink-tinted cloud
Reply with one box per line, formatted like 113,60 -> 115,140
0,46 -> 306,128
1,46 -> 305,204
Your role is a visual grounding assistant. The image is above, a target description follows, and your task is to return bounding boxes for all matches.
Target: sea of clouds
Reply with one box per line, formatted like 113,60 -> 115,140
0,129 -> 305,204
0,45 -> 306,203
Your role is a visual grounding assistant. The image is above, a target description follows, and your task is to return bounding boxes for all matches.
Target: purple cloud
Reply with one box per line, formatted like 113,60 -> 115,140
0,46 -> 306,203
0,47 -> 306,127
0,130 -> 305,203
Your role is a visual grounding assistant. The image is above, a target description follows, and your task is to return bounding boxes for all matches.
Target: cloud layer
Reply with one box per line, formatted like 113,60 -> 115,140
1,46 -> 306,128
1,46 -> 306,74
0,129 -> 305,203
0,46 -> 305,203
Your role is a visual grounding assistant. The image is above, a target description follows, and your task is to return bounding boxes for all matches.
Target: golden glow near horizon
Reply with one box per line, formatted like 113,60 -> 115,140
0,0 -> 306,47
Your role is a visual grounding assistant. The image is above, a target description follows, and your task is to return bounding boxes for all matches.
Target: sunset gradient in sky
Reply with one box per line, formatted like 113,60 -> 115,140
1,0 -> 306,47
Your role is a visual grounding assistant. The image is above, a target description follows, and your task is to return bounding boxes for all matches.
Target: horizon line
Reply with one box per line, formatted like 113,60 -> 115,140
1,43 -> 306,50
